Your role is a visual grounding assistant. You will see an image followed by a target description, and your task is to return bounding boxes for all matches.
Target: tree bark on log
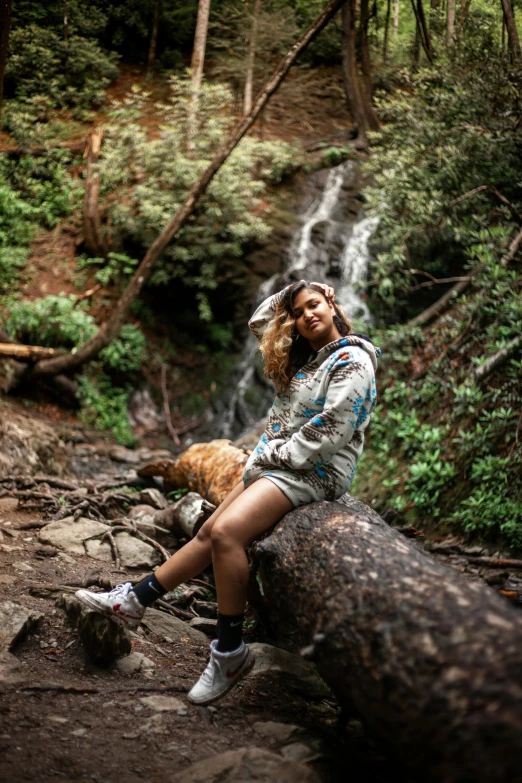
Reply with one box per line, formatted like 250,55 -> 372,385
11,0 -> 348,386
254,494 -> 522,782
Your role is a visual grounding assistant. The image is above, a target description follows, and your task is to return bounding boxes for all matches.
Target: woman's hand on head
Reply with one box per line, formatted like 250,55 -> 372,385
311,282 -> 335,302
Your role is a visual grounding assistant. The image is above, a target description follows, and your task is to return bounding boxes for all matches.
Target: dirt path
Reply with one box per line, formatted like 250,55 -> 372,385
0,497 -> 403,783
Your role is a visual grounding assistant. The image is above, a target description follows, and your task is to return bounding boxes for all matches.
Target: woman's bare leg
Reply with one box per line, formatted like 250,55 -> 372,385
153,481 -> 245,591
210,478 -> 293,615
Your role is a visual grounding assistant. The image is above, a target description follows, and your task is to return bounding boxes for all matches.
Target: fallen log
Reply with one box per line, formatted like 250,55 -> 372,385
155,439 -> 522,781
138,439 -> 248,506
255,495 -> 522,782
0,343 -> 57,361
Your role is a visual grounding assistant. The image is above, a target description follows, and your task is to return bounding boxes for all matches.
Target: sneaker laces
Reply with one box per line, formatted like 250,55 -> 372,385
200,655 -> 217,687
110,582 -> 133,598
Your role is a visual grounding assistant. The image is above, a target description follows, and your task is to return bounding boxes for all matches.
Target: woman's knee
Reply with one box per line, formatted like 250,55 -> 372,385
195,519 -> 213,545
210,517 -> 240,550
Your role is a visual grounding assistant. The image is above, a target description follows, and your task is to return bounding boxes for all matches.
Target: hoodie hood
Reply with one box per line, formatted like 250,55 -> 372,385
315,333 -> 381,372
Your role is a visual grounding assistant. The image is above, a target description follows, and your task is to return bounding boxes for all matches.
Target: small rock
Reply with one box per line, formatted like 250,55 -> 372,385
71,728 -> 88,737
0,497 -> 19,512
48,716 -> 69,724
58,594 -> 131,666
139,695 -> 185,712
116,652 -> 151,675
139,488 -> 168,510
170,747 -> 320,783
193,601 -> 218,619
128,505 -> 157,521
249,643 -> 330,699
0,601 -> 43,652
35,546 -> 58,558
188,617 -> 217,637
280,743 -> 321,764
0,651 -> 25,685
253,721 -> 299,743
12,562 -> 34,572
109,445 -> 141,465
141,608 -> 207,644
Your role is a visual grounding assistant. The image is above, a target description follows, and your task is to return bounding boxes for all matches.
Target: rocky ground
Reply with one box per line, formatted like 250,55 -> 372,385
2,402 -> 521,782
0,405 -> 403,783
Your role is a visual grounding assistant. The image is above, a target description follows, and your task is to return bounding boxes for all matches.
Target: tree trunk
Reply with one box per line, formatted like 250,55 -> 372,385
359,0 -> 380,130
383,0 -> 391,60
502,12 -> 507,56
254,494 -> 522,782
430,0 -> 440,31
0,0 -> 12,113
458,0 -> 472,40
500,0 -> 520,63
15,0 -> 349,384
446,0 -> 456,45
393,0 -> 399,35
411,0 -> 433,61
147,0 -> 161,74
82,130 -> 108,258
244,0 -> 261,116
341,0 -> 368,146
188,0 -> 212,143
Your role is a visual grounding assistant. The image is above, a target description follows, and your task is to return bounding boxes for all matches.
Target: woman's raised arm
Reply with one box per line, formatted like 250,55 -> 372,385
248,287 -> 289,342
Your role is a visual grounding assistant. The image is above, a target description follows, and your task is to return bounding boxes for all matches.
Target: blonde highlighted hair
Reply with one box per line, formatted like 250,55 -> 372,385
259,281 -> 352,393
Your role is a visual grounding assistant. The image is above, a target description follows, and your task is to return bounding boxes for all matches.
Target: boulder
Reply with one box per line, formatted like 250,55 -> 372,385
58,594 -> 131,666
188,617 -> 217,637
38,517 -> 160,567
85,531 -> 161,569
169,747 -> 320,783
142,608 -> 208,644
38,517 -> 109,556
0,601 -> 44,652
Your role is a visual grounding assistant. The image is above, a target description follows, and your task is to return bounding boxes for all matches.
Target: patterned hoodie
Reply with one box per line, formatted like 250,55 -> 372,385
242,288 -> 380,507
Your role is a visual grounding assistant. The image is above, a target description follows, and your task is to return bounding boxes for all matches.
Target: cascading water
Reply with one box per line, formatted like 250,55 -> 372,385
221,160 -> 378,439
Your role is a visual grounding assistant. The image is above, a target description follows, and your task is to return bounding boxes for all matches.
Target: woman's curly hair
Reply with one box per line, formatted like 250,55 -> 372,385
259,280 -> 352,393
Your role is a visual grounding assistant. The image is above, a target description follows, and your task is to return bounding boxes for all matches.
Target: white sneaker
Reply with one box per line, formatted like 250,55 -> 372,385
188,640 -> 255,706
75,582 -> 145,629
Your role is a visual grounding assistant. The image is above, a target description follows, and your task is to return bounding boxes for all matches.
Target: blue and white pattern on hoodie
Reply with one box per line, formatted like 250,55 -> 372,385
242,288 -> 380,507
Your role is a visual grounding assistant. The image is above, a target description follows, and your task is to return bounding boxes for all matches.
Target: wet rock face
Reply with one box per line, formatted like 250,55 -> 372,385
0,407 -> 68,478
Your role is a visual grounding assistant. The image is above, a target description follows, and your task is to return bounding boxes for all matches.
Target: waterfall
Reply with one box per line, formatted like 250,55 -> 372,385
220,161 -> 377,439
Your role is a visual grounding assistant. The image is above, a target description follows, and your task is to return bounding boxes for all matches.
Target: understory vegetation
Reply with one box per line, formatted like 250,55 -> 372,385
1,0 -> 521,545
352,46 -> 522,546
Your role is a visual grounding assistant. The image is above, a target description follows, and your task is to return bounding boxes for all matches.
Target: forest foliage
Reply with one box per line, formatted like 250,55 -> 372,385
0,0 -> 521,543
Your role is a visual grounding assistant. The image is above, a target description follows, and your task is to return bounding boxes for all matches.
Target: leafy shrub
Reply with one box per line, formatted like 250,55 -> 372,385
0,184 -> 36,293
77,374 -> 136,446
5,25 -> 119,113
3,293 -> 146,372
96,77 -> 300,318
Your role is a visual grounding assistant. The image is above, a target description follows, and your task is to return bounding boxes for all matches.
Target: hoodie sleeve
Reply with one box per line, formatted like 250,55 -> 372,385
257,350 -> 376,471
248,288 -> 288,342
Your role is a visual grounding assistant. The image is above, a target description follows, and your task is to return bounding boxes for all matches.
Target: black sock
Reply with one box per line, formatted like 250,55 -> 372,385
216,612 -> 244,653
131,573 -> 167,607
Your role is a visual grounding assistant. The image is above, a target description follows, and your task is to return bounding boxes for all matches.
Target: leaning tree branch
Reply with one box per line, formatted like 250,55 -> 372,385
15,0 -> 348,384
474,334 -> 522,382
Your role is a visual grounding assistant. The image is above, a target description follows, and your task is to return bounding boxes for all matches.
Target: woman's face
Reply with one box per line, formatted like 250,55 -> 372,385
291,288 -> 341,349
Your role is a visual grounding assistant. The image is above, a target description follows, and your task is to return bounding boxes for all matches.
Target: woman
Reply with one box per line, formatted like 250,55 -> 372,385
75,280 -> 380,706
